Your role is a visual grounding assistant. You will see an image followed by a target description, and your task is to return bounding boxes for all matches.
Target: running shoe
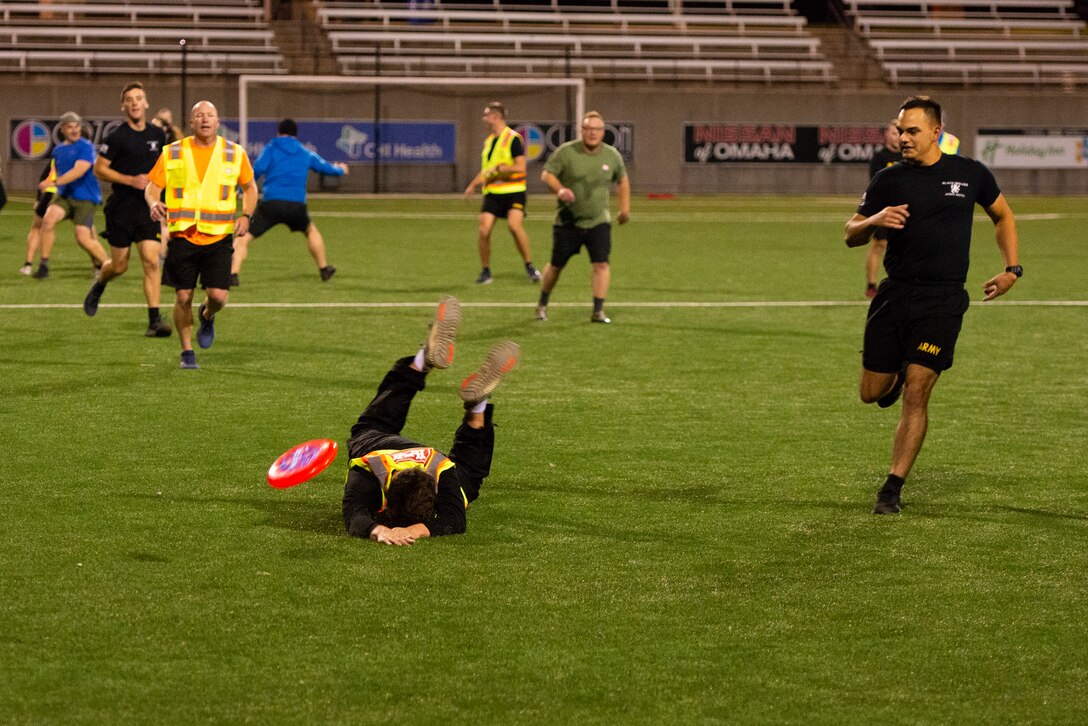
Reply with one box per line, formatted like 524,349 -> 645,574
459,341 -> 521,403
423,295 -> 461,369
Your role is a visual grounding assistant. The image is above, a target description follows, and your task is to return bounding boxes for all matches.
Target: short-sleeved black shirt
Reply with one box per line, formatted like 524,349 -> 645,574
858,154 -> 1001,284
98,122 -> 167,203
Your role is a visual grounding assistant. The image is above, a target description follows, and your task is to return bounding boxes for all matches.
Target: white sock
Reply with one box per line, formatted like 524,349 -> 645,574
470,399 -> 488,413
412,348 -> 426,370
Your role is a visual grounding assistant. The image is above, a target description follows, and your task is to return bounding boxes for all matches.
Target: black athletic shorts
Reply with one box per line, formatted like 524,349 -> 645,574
863,279 -> 970,374
551,223 -> 611,267
481,191 -> 526,219
249,200 -> 311,238
872,228 -> 889,242
34,192 -> 55,219
162,235 -> 233,291
104,197 -> 160,248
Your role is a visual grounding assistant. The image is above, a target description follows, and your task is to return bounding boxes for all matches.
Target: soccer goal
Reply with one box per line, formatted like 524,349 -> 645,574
236,75 -> 586,193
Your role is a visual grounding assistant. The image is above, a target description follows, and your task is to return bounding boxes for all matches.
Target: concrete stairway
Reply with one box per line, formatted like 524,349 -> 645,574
810,25 -> 890,90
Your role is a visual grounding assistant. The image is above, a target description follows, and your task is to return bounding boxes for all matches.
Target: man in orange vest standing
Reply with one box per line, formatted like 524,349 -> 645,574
145,100 -> 257,369
462,101 -> 540,285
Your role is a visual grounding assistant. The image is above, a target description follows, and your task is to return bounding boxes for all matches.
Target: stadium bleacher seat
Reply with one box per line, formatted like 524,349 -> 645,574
0,1 -> 286,75
844,0 -> 1088,87
311,0 -> 836,83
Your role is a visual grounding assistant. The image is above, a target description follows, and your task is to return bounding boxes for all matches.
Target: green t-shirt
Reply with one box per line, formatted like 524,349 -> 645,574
543,140 -> 627,229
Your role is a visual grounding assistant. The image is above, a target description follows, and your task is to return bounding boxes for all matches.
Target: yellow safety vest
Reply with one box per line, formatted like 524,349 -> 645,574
164,136 -> 242,237
44,160 -> 57,195
938,131 -> 960,155
348,446 -> 466,510
481,126 -> 527,195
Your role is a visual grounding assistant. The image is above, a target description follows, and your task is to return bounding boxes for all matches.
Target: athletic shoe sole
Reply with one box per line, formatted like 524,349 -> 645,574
459,341 -> 520,403
424,295 -> 461,369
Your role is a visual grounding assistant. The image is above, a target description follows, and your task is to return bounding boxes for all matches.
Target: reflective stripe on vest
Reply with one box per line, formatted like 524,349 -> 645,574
481,126 -> 527,195
347,446 -> 464,511
164,136 -> 241,237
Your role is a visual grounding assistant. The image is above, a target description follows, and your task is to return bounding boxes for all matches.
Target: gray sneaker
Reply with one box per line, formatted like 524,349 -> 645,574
423,295 -> 461,369
535,305 -> 548,321
459,341 -> 521,403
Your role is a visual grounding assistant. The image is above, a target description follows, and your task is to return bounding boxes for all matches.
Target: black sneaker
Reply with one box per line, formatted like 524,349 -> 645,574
590,310 -> 611,324
145,318 -> 173,338
527,263 -> 541,283
83,281 -> 105,317
229,273 -> 240,287
475,269 -> 493,285
33,265 -> 49,280
180,350 -> 198,369
877,364 -> 907,408
872,490 -> 902,515
196,303 -> 215,349
320,265 -> 336,282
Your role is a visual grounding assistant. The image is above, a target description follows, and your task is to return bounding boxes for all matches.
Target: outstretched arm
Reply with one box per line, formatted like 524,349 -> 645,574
981,193 -> 1020,301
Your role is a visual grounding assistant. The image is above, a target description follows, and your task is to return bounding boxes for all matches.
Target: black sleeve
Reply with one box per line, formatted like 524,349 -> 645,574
342,468 -> 384,538
99,128 -> 120,162
426,472 -> 467,536
857,169 -> 889,217
509,134 -> 524,158
868,153 -> 883,180
975,160 -> 1001,208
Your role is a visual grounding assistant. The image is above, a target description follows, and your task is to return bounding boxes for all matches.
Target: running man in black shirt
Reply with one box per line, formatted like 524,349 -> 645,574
342,296 -> 521,545
84,82 -> 172,337
844,96 -> 1021,515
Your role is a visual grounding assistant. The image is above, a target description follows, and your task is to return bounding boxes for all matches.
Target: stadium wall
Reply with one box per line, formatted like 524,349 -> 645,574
3,77 -> 1086,196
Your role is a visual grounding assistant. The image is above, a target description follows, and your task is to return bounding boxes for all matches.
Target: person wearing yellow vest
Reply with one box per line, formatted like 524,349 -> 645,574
342,296 -> 521,546
462,101 -> 541,285
145,100 -> 257,370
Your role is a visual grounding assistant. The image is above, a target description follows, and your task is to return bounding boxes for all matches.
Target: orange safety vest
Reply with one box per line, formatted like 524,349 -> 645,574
481,126 -> 527,195
348,446 -> 466,511
164,136 -> 242,237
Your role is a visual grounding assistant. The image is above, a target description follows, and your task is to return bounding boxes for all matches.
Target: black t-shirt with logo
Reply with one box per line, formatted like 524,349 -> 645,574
858,154 -> 1001,284
98,122 -> 167,205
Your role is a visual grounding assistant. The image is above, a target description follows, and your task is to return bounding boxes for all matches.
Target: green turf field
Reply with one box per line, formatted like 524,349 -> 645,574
1,195 -> 1086,723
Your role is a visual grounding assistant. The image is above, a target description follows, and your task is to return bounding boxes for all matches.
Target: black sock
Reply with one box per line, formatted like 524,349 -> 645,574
482,266 -> 491,274
593,297 -> 605,313
538,291 -> 550,307
148,307 -> 160,325
525,261 -> 535,271
880,474 -> 905,497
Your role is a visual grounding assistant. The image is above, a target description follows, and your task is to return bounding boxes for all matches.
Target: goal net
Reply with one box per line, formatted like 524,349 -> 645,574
235,75 -> 585,194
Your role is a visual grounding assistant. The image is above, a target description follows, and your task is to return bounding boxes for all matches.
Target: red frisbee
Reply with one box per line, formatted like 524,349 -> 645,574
267,439 -> 339,489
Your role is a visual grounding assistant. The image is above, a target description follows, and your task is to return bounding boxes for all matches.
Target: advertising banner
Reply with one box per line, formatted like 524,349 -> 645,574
10,117 -> 126,161
975,128 -> 1088,169
684,123 -> 888,164
221,120 -> 456,164
513,122 -> 634,164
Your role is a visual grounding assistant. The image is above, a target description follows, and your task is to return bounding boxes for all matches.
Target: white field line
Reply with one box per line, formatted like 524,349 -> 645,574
2,300 -> 1085,310
307,211 -> 1085,223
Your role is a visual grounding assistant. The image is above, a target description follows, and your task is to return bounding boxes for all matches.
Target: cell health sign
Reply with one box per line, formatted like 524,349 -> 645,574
221,120 -> 456,164
684,124 -> 888,164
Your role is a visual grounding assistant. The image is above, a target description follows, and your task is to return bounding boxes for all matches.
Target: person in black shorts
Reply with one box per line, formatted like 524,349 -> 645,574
462,101 -> 540,285
864,119 -> 901,299
82,82 -> 171,337
229,118 -> 346,287
844,96 -> 1022,515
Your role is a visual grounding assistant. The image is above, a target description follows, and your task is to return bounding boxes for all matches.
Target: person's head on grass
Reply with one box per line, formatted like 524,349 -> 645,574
381,468 -> 437,526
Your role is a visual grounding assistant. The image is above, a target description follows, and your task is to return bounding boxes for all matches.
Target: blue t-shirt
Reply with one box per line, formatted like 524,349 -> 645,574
53,137 -> 101,204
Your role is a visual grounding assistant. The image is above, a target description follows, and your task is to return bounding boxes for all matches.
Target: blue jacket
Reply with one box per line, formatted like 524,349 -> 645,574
253,136 -> 344,204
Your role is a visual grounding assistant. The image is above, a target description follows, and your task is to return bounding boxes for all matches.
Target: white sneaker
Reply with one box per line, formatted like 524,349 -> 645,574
18,264 -> 32,276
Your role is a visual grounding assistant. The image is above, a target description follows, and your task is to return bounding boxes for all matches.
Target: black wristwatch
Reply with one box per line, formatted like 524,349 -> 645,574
1005,265 -> 1023,278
